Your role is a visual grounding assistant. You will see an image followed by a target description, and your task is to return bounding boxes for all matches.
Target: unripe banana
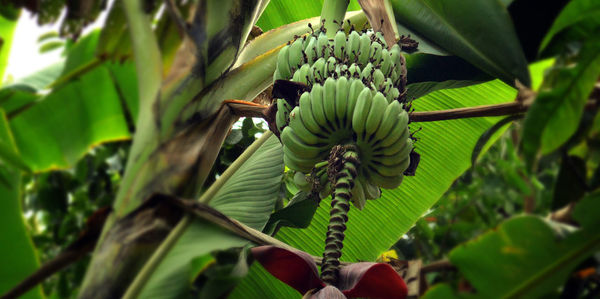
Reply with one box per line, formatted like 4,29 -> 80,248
369,42 -> 383,65
298,92 -> 323,135
283,146 -> 315,173
346,79 -> 366,124
365,92 -> 388,138
304,36 -> 318,65
293,171 -> 311,192
350,178 -> 366,210
312,57 -> 327,83
365,165 -> 403,189
373,101 -> 402,142
277,45 -> 293,79
362,179 -> 381,200
389,44 -> 401,71
281,126 -> 325,159
275,27 -> 414,196
387,87 -> 400,103
352,88 -> 373,138
360,63 -> 374,82
289,106 -> 325,145
381,78 -> 394,95
294,64 -> 311,85
317,33 -> 331,59
380,48 -> 393,76
288,38 -> 305,71
276,98 -> 291,132
323,77 -> 338,128
357,33 -> 372,65
335,64 -> 348,79
310,84 -> 329,128
326,56 -> 337,76
372,68 -> 385,90
334,30 -> 346,61
335,76 -> 349,127
346,30 -> 360,62
377,111 -> 409,148
273,69 -> 283,81
347,63 -> 361,79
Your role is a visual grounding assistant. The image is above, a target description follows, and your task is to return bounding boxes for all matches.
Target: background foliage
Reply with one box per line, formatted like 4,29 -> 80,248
0,0 -> 599,298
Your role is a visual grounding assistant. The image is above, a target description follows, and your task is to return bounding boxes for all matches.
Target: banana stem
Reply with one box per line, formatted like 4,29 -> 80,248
320,0 -> 350,38
320,145 -> 360,286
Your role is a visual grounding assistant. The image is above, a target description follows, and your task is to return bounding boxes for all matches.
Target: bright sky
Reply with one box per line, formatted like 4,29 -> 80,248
4,4 -> 110,82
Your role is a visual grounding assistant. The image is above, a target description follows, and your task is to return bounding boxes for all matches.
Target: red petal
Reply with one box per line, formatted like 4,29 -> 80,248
251,246 -> 325,294
339,263 -> 407,299
307,286 -> 347,299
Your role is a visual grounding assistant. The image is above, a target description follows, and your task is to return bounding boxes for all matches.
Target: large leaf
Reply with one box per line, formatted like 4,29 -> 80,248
209,134 -> 284,230
539,0 -> 600,53
0,110 -> 42,299
134,219 -> 248,299
256,0 -> 362,32
391,0 -> 530,87
232,79 -> 518,298
0,13 -> 18,82
405,53 -> 491,100
9,66 -> 132,171
522,38 -> 600,170
127,133 -> 283,298
447,215 -> 599,298
0,31 -> 138,172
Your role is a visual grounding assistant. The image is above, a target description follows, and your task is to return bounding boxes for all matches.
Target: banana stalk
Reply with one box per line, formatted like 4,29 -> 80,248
321,145 -> 360,286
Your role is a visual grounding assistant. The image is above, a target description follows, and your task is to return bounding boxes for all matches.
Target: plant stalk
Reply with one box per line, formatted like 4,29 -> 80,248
321,145 -> 360,286
320,0 -> 350,38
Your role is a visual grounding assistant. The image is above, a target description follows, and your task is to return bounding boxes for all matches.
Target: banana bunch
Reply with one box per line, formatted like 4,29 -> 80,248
274,26 -> 412,209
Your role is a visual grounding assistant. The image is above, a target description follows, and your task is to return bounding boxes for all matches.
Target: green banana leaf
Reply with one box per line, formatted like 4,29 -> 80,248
231,78 -> 518,298
391,0 -> 530,87
522,38 -> 600,170
256,0 -> 362,32
539,0 -> 600,53
132,134 -> 283,298
0,110 -> 42,299
1,32 -> 136,172
0,13 -> 18,82
424,194 -> 600,298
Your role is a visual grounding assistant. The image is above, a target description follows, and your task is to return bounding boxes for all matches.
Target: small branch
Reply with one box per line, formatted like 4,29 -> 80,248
223,96 -> 600,124
409,101 -> 529,122
420,259 -> 456,274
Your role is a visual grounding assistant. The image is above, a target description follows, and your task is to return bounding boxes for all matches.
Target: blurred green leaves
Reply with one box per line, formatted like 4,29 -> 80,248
522,38 -> 600,171
391,0 -> 530,87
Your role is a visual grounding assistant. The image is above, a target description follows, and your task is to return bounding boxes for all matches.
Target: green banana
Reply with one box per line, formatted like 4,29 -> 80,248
333,29 -> 346,61
277,45 -> 292,79
373,101 -> 402,142
298,92 -> 324,135
288,37 -> 305,71
365,92 -> 388,137
323,77 -> 338,128
276,98 -> 291,132
281,126 -> 325,159
346,79 -> 366,124
357,33 -> 372,65
350,178 -> 366,210
289,106 -> 325,145
317,32 -> 331,59
347,63 -> 360,79
380,48 -> 392,76
352,88 -> 373,138
310,84 -> 329,128
346,30 -> 360,62
335,76 -> 349,127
